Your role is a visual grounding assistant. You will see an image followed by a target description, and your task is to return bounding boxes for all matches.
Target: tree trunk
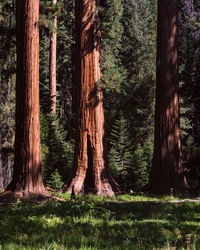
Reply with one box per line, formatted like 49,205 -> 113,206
6,0 -> 45,197
49,0 -> 57,115
147,0 -> 188,194
66,0 -> 120,196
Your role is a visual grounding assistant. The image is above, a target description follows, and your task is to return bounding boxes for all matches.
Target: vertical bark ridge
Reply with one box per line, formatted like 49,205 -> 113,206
49,0 -> 57,115
6,0 -> 45,197
147,0 -> 188,193
66,0 -> 120,196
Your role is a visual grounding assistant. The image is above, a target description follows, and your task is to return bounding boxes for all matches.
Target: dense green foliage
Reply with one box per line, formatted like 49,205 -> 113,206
0,0 -> 15,189
102,0 -> 156,190
39,0 -> 75,188
179,0 -> 200,188
0,0 -> 199,192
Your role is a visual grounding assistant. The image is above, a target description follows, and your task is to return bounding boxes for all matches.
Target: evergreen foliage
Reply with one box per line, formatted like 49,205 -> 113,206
47,168 -> 64,190
41,116 -> 74,186
56,0 -> 75,134
101,0 -> 124,91
131,142 -> 152,190
102,0 -> 156,191
179,0 -> 200,188
108,113 -> 153,191
182,136 -> 200,188
119,0 -> 156,143
108,112 -> 133,191
0,0 -> 16,189
39,0 -> 75,187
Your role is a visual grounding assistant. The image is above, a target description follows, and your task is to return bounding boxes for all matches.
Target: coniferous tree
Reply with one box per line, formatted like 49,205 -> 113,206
49,0 -> 57,115
101,0 -> 124,91
108,113 -> 153,191
39,0 -> 75,187
108,112 -> 133,190
102,0 -> 156,192
1,0 -> 199,192
119,0 -> 156,144
0,0 -> 16,190
5,0 -> 45,197
66,0 -> 120,196
146,0 -> 188,193
179,0 -> 200,188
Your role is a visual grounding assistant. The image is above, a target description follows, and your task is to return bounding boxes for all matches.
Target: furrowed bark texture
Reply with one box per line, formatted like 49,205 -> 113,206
7,0 -> 45,196
147,0 -> 188,193
49,0 -> 57,115
67,0 -> 120,196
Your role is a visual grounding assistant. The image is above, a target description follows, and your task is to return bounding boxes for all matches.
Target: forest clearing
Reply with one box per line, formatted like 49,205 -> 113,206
1,193 -> 200,249
0,0 -> 200,248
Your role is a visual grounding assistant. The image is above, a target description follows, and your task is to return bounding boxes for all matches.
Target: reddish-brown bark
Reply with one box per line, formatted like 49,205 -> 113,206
49,0 -> 57,115
6,0 -> 45,197
147,0 -> 188,193
66,0 -> 120,196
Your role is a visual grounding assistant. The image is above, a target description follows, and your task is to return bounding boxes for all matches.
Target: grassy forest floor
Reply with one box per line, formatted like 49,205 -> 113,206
0,193 -> 200,249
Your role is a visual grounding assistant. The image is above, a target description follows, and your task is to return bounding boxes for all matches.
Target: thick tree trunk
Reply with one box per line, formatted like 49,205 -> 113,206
146,0 -> 188,194
49,0 -> 57,115
6,0 -> 45,197
66,0 -> 120,196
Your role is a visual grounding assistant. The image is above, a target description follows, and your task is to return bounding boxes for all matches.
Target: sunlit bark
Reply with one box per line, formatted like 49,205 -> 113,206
6,0 -> 45,197
49,0 -> 57,115
66,0 -> 120,196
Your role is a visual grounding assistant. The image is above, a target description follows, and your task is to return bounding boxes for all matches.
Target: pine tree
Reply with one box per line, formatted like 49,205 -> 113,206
108,112 -> 133,190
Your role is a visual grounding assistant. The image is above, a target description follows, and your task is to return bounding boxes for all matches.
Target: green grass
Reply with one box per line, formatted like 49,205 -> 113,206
0,194 -> 200,249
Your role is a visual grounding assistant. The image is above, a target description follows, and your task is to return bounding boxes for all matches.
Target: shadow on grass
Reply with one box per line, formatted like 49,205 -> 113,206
0,200 -> 200,249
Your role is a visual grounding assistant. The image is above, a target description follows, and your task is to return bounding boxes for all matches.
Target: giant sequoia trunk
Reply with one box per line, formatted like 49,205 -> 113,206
147,0 -> 188,193
66,0 -> 120,196
6,0 -> 45,197
49,0 -> 57,115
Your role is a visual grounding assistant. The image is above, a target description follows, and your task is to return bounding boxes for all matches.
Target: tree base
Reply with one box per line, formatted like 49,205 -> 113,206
143,181 -> 189,195
64,176 -> 121,197
0,189 -> 63,203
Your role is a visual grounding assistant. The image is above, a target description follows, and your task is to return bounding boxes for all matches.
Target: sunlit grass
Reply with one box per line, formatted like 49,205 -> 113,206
0,194 -> 200,249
